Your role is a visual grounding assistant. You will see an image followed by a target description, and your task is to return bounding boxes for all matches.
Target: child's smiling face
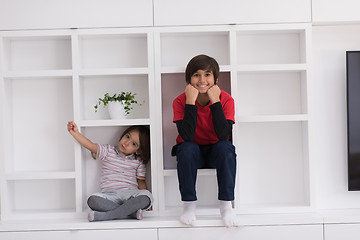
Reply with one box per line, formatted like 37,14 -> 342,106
190,69 -> 216,94
118,130 -> 141,156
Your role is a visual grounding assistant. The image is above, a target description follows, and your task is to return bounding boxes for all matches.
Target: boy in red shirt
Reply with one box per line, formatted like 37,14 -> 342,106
172,55 -> 237,227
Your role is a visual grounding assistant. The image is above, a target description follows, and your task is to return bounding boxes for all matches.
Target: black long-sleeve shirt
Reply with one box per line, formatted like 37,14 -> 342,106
175,102 -> 233,142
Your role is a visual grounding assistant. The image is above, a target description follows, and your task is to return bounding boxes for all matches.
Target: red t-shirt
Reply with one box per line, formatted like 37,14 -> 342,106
173,89 -> 235,145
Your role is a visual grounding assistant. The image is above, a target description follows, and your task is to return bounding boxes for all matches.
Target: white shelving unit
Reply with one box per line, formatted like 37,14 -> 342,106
0,23 -> 312,221
234,24 -> 313,213
0,28 -> 157,220
155,23 -> 313,215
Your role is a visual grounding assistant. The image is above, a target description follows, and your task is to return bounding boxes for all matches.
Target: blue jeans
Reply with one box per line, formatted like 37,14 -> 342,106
173,140 -> 237,201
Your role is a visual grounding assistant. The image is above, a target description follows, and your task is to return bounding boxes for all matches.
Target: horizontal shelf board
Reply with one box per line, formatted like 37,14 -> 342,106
78,68 -> 150,76
0,213 -> 324,232
237,64 -> 307,72
160,65 -> 231,74
1,210 -> 79,222
3,70 -> 73,78
237,204 -> 314,215
156,24 -> 232,34
77,27 -> 152,35
5,171 -> 76,180
79,118 -> 151,127
237,114 -> 308,122
1,29 -> 73,37
235,23 -> 311,32
163,169 -> 216,177
320,209 -> 360,224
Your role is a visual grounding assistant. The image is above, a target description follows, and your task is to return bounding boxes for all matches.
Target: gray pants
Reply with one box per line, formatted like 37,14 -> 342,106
90,189 -> 153,210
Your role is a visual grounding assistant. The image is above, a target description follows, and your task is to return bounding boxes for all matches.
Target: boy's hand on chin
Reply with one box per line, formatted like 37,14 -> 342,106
207,85 -> 221,104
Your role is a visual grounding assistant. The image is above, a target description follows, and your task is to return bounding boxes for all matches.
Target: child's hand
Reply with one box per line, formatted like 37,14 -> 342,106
185,84 -> 199,105
67,121 -> 79,137
207,85 -> 221,104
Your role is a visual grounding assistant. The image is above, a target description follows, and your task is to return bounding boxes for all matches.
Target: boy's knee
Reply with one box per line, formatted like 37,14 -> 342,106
178,142 -> 199,151
176,142 -> 200,158
213,141 -> 235,155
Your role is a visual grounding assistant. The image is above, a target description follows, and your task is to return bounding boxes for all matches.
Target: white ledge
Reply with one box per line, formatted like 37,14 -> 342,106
0,213 -> 326,232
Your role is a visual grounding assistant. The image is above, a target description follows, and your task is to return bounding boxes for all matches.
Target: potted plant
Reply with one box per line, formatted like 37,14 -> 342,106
94,91 -> 140,119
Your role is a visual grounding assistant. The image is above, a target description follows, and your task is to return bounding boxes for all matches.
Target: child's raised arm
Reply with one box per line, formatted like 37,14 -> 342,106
67,121 -> 97,154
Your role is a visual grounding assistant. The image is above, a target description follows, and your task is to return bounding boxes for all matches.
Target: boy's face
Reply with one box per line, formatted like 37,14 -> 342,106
190,69 -> 216,94
118,130 -> 141,156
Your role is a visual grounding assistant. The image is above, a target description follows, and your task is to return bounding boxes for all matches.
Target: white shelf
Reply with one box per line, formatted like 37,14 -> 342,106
3,70 -> 73,78
238,114 -> 308,122
79,119 -> 151,127
238,205 -> 314,215
161,65 -> 231,74
78,68 -> 149,76
237,64 -> 307,72
4,171 -> 76,180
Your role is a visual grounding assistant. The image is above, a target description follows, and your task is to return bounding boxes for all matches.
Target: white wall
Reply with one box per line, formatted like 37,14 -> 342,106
312,0 -> 360,23
0,0 -> 153,30
154,0 -> 311,26
313,24 -> 360,209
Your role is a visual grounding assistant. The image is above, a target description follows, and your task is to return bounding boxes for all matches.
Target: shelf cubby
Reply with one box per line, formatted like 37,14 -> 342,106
163,174 -> 219,213
236,29 -> 306,65
161,72 -> 231,170
236,121 -> 310,212
2,35 -> 72,72
159,30 -> 230,68
6,179 -> 76,216
237,71 -> 307,116
78,75 -> 150,121
2,77 -> 74,174
80,125 -> 153,213
78,33 -> 148,69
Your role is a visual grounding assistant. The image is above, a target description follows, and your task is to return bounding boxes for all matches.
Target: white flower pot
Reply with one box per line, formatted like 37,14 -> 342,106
107,101 -> 127,119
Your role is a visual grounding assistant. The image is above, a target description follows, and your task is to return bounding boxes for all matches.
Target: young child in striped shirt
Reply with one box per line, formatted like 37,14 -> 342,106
67,121 -> 153,222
